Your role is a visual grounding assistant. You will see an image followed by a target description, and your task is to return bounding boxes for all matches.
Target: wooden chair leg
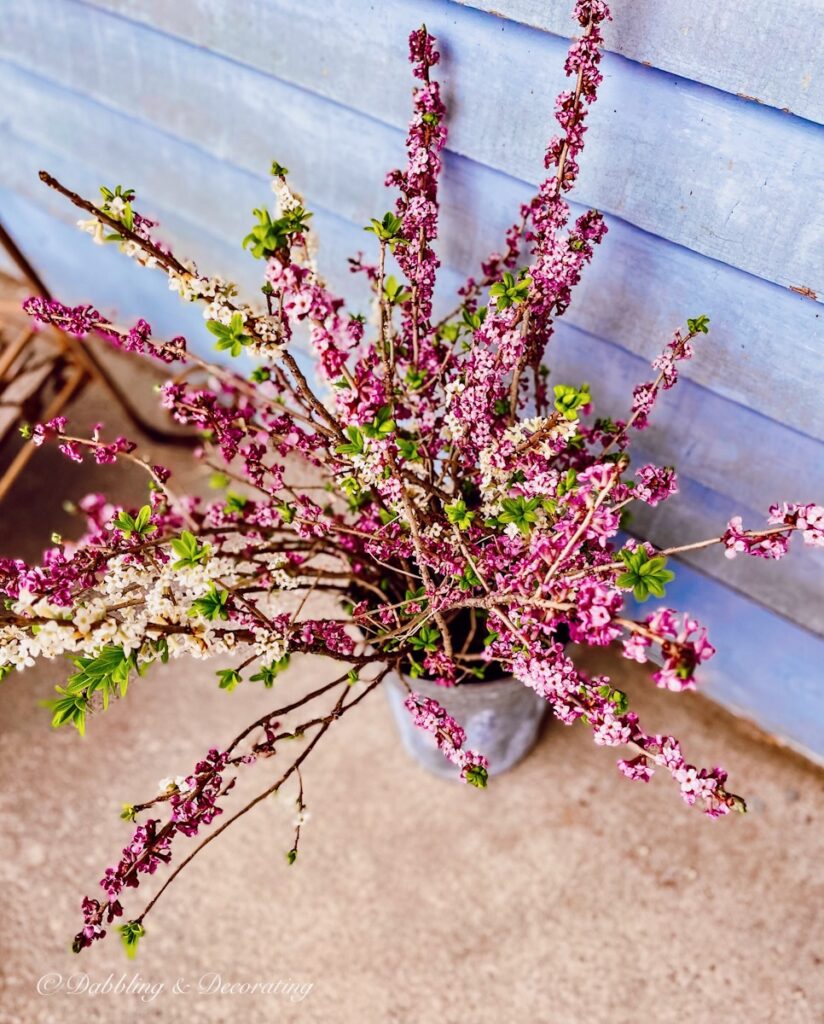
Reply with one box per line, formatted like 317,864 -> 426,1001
0,217 -> 195,447
0,366 -> 88,504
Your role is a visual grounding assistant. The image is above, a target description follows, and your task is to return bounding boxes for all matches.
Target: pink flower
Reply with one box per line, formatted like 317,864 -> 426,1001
592,711 -> 632,746
568,580 -> 623,646
634,463 -> 678,506
722,515 -> 790,560
617,756 -> 654,782
404,693 -> 488,786
622,633 -> 651,663
768,502 -> 824,547
58,441 -> 84,464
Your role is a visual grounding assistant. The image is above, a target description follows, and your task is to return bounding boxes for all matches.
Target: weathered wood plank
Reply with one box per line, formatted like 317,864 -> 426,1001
82,0 -> 824,124
1,63 -> 822,442
75,0 -> 822,124
453,0 -> 824,123
4,141 -> 823,636
4,0 -> 824,294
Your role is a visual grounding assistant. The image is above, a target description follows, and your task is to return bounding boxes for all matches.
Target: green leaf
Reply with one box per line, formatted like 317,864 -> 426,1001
365,212 -> 406,249
118,921 -> 145,960
557,468 -> 578,497
405,367 -> 426,390
397,437 -> 421,462
462,306 -> 487,331
616,547 -> 675,602
250,655 -> 291,687
189,583 -> 230,621
408,625 -> 441,653
275,501 -> 295,525
47,688 -> 90,736
225,491 -> 248,514
464,764 -> 488,789
383,275 -> 412,305
404,586 -> 428,610
445,498 -> 475,531
439,322 -> 461,343
553,383 -> 591,421
113,505 -> 155,538
362,405 -> 396,440
597,683 -> 629,715
489,270 -> 531,309
457,564 -> 481,591
51,645 -> 139,733
687,314 -> 710,335
207,312 -> 250,358
170,530 -> 211,570
335,425 -> 365,457
243,205 -> 312,259
216,668 -> 242,692
496,495 -> 542,536
286,849 -> 298,865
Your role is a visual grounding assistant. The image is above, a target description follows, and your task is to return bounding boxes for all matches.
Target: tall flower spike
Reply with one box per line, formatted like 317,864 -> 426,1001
386,26 -> 447,372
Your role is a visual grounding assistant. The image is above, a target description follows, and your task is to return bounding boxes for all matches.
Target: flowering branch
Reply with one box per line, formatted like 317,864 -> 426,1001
3,0 -> 821,957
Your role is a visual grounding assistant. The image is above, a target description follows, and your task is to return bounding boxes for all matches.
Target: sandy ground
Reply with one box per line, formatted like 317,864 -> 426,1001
0,375 -> 822,1024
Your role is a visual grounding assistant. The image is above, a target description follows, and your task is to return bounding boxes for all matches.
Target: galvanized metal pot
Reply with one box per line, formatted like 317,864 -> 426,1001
385,672 -> 547,779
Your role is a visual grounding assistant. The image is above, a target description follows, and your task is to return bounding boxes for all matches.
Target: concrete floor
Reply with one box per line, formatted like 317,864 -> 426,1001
0,375 -> 822,1024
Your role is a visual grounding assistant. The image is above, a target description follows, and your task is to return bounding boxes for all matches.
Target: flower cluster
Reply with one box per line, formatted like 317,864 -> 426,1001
74,748 -> 231,952
634,463 -> 678,507
722,503 -> 824,559
4,0 -> 820,954
404,693 -> 489,786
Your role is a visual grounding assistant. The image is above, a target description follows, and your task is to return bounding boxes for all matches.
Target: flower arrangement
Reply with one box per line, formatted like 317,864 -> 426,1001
2,0 -> 821,958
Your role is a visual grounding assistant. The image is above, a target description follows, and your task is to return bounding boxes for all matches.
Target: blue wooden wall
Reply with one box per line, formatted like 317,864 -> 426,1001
1,0 -> 822,758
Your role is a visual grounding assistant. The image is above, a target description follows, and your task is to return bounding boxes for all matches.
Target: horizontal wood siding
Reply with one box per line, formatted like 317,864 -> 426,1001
1,0 -> 822,754
455,0 -> 824,122
80,0 -> 824,123
7,0 -> 823,294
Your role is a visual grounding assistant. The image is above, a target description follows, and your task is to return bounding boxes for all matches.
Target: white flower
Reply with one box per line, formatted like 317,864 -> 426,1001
77,218 -> 106,245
